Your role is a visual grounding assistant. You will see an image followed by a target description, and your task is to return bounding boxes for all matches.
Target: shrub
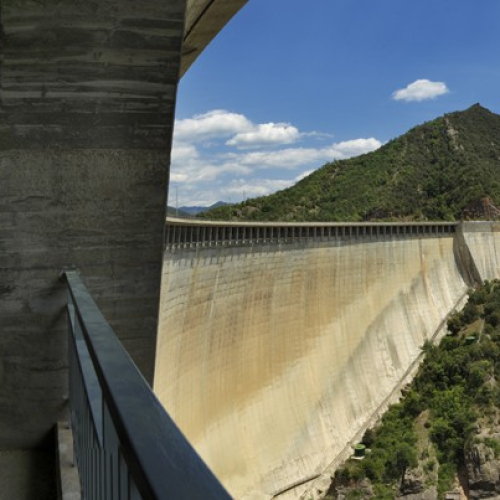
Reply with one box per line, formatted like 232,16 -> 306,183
361,428 -> 375,448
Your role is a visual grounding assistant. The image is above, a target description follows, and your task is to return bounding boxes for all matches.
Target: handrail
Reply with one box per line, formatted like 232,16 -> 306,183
166,217 -> 460,227
64,270 -> 231,500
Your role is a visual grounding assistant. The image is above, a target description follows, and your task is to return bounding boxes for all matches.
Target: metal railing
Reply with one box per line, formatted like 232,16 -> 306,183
64,270 -> 231,500
165,220 -> 459,249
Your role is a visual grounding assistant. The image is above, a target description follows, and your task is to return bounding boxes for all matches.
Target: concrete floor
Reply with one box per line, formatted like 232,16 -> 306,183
0,449 -> 56,500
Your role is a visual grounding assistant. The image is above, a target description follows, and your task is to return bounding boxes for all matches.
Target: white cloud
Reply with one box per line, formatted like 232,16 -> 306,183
392,79 -> 449,102
170,172 -> 189,182
227,122 -> 300,148
173,109 -> 252,141
171,177 -> 294,207
175,110 -> 303,149
169,109 -> 382,205
295,169 -> 314,182
171,143 -> 199,162
171,154 -> 252,183
331,138 -> 382,157
231,138 -> 381,170
224,178 -> 293,197
176,168 -> 327,207
192,163 -> 252,182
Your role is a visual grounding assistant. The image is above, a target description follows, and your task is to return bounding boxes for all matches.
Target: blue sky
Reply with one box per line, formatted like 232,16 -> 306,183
170,0 -> 500,207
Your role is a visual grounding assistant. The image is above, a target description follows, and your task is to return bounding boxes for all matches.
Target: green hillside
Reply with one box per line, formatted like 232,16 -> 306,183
201,104 -> 500,222
328,280 -> 500,500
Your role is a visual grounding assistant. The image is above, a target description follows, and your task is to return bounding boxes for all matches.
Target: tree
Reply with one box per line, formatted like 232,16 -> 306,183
395,442 -> 417,483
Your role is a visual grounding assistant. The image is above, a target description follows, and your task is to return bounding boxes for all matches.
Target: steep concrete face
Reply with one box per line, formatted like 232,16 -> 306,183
462,222 -> 500,281
155,234 -> 473,498
0,0 -> 186,447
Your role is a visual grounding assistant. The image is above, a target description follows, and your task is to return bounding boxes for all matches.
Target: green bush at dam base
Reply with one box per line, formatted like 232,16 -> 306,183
330,280 -> 500,500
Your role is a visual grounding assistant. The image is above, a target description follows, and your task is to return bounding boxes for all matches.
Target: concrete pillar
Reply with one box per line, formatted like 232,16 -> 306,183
0,0 -> 186,448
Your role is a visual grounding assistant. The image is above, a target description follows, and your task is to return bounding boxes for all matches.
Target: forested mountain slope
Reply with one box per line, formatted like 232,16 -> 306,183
202,104 -> 500,222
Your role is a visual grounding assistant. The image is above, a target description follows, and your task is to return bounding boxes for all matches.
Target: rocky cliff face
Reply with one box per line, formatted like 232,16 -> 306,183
466,430 -> 500,498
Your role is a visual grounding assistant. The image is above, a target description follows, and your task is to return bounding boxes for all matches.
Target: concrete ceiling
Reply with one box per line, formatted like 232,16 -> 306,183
181,0 -> 249,77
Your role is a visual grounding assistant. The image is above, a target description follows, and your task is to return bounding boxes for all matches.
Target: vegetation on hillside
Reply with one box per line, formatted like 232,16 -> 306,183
201,104 -> 500,222
326,280 -> 500,499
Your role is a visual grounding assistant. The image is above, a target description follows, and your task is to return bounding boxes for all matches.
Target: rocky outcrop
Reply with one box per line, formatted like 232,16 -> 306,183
398,488 -> 438,500
333,479 -> 373,500
400,467 -> 425,496
466,438 -> 500,498
326,474 -> 438,500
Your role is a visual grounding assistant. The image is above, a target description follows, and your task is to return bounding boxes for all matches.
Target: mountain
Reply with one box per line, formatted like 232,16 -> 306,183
179,201 -> 229,215
166,206 -> 193,218
201,104 -> 500,222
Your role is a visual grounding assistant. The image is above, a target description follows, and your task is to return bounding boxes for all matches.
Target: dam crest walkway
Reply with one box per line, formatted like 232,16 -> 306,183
165,217 -> 458,250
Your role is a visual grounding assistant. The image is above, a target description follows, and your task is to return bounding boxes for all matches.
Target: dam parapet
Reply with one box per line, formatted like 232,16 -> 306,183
165,218 -> 458,250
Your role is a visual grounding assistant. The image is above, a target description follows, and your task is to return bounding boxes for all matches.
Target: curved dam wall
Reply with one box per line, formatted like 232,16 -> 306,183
462,222 -> 500,281
154,224 -> 483,499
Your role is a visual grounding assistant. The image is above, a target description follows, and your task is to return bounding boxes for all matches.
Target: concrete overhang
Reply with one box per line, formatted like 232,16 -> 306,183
181,0 -> 249,77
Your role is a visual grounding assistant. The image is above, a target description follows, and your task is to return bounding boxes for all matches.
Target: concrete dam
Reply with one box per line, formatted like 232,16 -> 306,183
153,220 -> 500,499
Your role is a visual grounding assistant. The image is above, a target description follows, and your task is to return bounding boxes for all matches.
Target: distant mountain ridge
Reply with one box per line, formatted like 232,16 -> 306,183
166,206 -> 192,218
201,104 -> 500,222
179,201 -> 229,215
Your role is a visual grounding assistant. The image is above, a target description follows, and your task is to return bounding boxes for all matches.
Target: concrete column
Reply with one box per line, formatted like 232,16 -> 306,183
0,0 -> 186,448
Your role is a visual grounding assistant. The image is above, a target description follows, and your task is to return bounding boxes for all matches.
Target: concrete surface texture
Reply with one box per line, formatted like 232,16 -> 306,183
0,449 -> 56,500
56,422 -> 81,500
462,222 -> 500,281
0,0 -> 186,449
154,224 -> 500,499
